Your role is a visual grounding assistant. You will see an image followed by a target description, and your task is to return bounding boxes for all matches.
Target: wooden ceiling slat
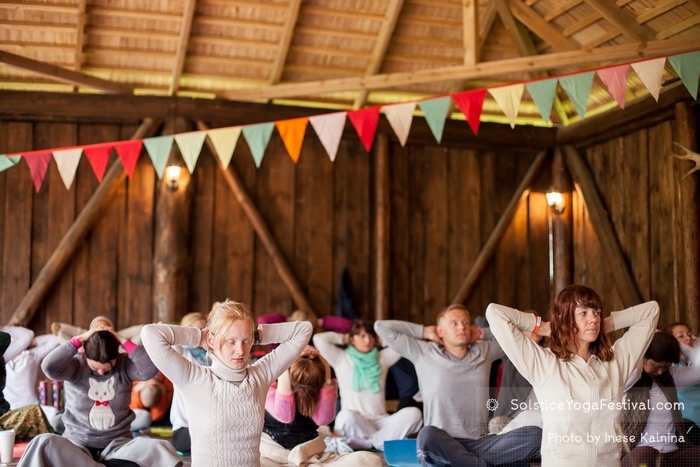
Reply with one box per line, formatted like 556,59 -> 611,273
507,0 -> 579,51
0,21 -> 75,31
657,13 -> 700,38
189,36 -> 278,50
561,14 -> 602,37
583,0 -> 654,41
543,0 -> 584,22
395,16 -> 463,28
353,0 -> 405,108
268,0 -> 303,85
0,2 -> 78,14
169,0 -> 197,95
581,30 -> 623,49
196,16 -> 282,32
289,45 -> 369,59
637,0 -> 688,24
87,6 -> 183,21
202,0 -> 289,10
219,36 -> 699,101
293,26 -> 379,40
301,6 -> 386,21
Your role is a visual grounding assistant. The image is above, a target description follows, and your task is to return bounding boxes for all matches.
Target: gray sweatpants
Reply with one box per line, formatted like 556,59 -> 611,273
18,433 -> 182,467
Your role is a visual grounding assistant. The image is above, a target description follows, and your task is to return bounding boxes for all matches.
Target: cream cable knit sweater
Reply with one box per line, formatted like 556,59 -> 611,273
142,321 -> 312,467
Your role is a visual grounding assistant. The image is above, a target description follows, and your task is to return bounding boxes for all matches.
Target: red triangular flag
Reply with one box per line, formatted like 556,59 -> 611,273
113,140 -> 144,179
451,89 -> 487,135
83,143 -> 113,183
23,151 -> 53,192
347,107 -> 380,152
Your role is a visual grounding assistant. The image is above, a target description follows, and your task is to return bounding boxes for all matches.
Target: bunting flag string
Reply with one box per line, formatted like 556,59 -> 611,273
1,50 -> 699,192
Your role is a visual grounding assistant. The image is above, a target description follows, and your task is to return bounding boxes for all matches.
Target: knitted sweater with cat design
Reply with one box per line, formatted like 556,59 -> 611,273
141,321 -> 312,467
41,338 -> 158,449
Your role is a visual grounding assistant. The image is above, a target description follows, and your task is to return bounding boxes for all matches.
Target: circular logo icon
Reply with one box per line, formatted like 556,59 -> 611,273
486,398 -> 499,412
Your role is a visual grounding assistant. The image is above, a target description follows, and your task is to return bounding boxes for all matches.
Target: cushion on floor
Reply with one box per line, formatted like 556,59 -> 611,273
383,439 -> 420,467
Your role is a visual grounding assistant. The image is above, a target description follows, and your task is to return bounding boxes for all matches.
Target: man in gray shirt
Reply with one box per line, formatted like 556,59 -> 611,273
375,304 -> 541,466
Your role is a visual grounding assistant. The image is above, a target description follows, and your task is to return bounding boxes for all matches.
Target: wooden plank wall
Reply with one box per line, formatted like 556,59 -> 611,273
572,116 -> 694,329
0,118 -> 553,332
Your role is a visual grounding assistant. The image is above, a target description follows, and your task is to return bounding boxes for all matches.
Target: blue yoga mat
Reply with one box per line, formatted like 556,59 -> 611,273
384,439 -> 420,467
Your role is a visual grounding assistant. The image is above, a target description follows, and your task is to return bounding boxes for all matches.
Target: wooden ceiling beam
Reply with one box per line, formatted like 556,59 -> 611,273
268,0 -> 303,86
169,0 -> 197,95
0,50 -> 133,94
73,0 -> 87,73
636,0 -> 687,24
507,0 -> 578,51
353,0 -> 405,108
494,0 -> 569,125
462,0 -> 479,67
219,36 -> 698,101
448,1 -> 497,94
583,0 -> 654,41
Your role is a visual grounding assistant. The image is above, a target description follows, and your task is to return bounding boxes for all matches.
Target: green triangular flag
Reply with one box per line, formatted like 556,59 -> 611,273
525,78 -> 558,124
174,131 -> 207,174
242,123 -> 275,168
559,71 -> 595,120
668,50 -> 700,99
143,136 -> 174,179
0,155 -> 21,173
418,97 -> 451,143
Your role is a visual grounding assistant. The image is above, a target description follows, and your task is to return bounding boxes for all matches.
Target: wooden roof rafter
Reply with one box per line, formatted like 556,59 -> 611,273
268,0 -> 303,87
219,36 -> 698,101
493,0 -> 569,125
583,0 -> 655,42
169,0 -> 198,95
353,0 -> 405,109
0,49 -> 132,94
507,0 -> 578,51
447,1 -> 497,95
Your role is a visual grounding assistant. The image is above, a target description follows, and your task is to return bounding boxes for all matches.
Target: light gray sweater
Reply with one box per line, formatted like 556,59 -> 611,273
374,320 -> 504,439
141,321 -> 312,467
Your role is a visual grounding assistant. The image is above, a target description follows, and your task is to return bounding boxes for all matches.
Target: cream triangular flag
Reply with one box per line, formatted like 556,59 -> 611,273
383,102 -> 416,146
53,148 -> 83,190
207,126 -> 241,169
631,57 -> 666,102
309,112 -> 347,162
489,84 -> 525,129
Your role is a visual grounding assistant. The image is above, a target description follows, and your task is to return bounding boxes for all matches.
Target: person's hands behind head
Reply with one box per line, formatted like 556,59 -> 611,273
422,325 -> 443,345
468,326 -> 481,344
199,328 -> 210,351
300,345 -> 319,359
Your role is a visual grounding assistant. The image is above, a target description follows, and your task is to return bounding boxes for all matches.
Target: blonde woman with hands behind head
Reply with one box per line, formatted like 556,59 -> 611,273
141,299 -> 312,467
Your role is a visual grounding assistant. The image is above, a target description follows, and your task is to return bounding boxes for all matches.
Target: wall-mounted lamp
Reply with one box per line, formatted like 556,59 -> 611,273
546,191 -> 565,214
165,165 -> 182,191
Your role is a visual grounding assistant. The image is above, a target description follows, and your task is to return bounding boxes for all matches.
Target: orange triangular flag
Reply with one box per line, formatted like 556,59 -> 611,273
275,117 -> 309,163
23,151 -> 53,192
83,143 -> 113,183
113,140 -> 144,179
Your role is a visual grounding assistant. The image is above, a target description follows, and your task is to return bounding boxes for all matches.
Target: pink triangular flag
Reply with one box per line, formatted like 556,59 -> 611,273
53,148 -> 83,190
83,143 -> 113,183
631,57 -> 666,102
113,140 -> 144,179
488,84 -> 524,129
347,107 -> 380,152
383,102 -> 416,146
452,89 -> 487,135
23,151 -> 53,192
309,112 -> 347,162
597,64 -> 629,109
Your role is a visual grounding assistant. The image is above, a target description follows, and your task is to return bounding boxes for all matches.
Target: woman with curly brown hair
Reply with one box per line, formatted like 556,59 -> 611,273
486,284 -> 659,466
